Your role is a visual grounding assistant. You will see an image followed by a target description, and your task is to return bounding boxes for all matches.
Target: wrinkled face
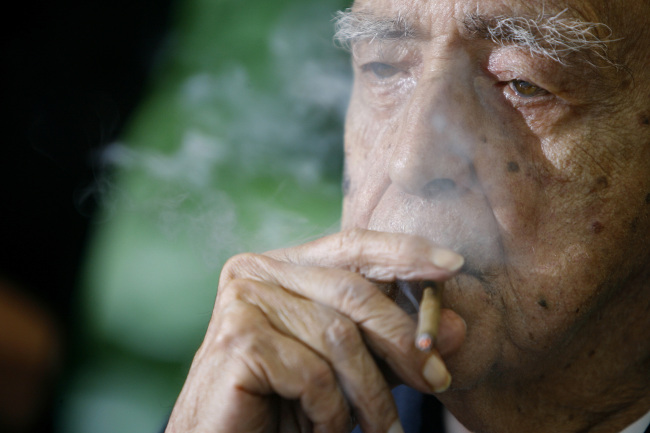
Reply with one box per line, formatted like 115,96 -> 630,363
341,0 -> 650,389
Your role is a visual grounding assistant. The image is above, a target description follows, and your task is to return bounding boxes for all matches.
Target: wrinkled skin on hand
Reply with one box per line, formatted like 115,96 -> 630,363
166,229 -> 466,433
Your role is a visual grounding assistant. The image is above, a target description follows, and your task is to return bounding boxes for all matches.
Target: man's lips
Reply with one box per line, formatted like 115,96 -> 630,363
381,258 -> 495,316
457,254 -> 492,285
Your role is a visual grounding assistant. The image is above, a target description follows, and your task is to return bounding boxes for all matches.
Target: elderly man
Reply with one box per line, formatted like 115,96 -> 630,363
165,0 -> 650,431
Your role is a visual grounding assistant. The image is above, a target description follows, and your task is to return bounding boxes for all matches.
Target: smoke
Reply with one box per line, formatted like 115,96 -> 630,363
80,0 -> 352,363
62,4 -> 352,433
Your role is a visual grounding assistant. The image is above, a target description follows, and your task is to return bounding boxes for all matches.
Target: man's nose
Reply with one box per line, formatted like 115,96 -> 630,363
388,69 -> 478,199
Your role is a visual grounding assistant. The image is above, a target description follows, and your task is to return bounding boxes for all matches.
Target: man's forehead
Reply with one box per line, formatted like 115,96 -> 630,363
348,0 -> 610,34
340,0 -> 620,67
344,0 -> 650,72
350,0 -> 611,15
346,0 -> 648,57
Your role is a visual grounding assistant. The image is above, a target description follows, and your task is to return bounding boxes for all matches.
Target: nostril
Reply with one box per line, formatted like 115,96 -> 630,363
423,178 -> 456,198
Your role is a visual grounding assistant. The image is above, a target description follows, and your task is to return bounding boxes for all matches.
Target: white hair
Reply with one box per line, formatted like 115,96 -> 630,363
464,9 -> 618,66
333,9 -> 416,50
334,8 -> 619,67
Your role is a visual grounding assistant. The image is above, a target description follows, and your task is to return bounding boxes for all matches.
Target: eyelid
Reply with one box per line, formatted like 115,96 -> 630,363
361,61 -> 402,80
352,40 -> 421,70
501,81 -> 557,111
487,47 -> 556,79
508,79 -> 550,98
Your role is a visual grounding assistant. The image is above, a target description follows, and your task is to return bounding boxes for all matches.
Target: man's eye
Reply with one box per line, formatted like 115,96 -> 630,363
509,79 -> 548,97
361,62 -> 400,80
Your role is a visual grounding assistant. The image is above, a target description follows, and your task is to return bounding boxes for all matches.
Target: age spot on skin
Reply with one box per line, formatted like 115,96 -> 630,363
591,221 -> 605,234
631,217 -> 639,234
480,135 -> 487,143
537,298 -> 548,309
645,193 -> 650,204
640,114 -> 649,126
589,176 -> 609,194
507,161 -> 520,173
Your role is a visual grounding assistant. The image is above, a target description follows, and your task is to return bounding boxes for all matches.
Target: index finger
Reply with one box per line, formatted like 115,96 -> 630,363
265,228 -> 465,281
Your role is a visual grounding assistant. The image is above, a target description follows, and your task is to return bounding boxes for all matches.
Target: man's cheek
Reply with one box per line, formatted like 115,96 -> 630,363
501,245 -> 605,354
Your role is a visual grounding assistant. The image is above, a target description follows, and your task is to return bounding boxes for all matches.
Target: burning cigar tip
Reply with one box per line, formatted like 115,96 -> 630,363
416,334 -> 434,352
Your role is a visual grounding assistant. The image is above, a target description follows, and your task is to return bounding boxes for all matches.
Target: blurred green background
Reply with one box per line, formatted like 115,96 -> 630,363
58,0 -> 351,431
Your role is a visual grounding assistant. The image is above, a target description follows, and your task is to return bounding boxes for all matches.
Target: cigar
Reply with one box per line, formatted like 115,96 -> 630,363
415,281 -> 443,352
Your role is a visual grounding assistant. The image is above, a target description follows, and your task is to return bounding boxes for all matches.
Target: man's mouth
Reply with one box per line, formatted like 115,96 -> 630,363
457,253 -> 494,285
383,257 -> 496,317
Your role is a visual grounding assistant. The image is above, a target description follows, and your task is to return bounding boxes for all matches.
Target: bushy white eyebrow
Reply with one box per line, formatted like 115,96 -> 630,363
464,9 -> 618,66
334,8 -> 618,67
333,9 -> 417,50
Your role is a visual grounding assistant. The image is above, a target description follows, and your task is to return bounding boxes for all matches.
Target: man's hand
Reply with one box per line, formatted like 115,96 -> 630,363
166,229 -> 466,433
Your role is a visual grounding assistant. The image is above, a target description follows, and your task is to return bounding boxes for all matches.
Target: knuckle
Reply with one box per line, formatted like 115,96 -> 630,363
215,278 -> 240,304
395,233 -> 419,255
211,304 -> 249,349
219,252 -> 265,284
334,271 -> 378,315
210,301 -> 265,353
325,315 -> 362,353
215,277 -> 258,308
337,228 -> 366,265
341,227 -> 367,244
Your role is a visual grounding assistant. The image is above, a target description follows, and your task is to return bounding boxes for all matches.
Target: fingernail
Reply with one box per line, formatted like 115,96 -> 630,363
431,249 -> 464,272
388,419 -> 404,433
423,355 -> 452,393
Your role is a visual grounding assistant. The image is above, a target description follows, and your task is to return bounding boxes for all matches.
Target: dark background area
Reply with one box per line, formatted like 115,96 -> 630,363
2,0 -> 173,431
